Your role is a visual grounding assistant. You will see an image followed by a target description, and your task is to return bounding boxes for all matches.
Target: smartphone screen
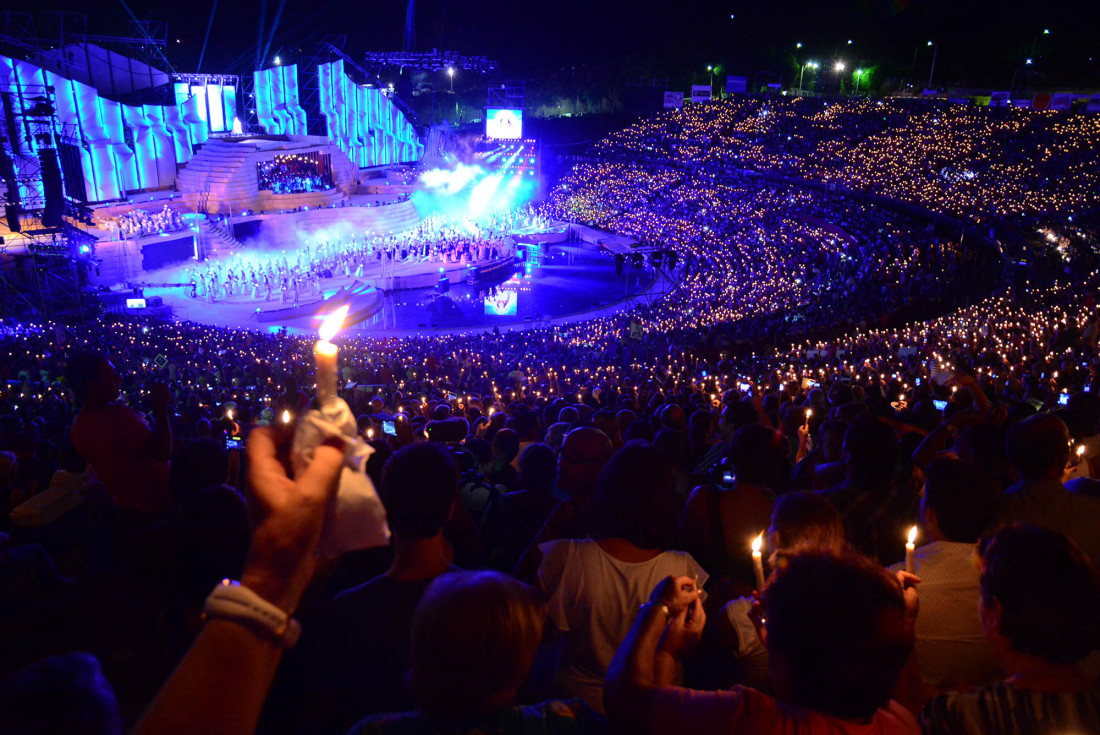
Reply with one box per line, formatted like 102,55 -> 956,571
383,420 -> 396,436
932,400 -> 947,411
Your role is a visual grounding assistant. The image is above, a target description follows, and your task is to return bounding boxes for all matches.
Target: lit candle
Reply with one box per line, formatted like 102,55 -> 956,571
752,532 -> 766,590
281,409 -> 291,424
905,526 -> 918,574
314,305 -> 349,409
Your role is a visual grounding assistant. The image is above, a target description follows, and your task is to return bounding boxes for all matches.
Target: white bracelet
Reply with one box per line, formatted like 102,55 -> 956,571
202,579 -> 302,649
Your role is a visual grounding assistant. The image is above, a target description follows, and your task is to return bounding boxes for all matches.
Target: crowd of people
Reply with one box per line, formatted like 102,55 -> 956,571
1,98 -> 1099,734
177,214 -> 521,305
588,97 -> 1100,226
112,204 -> 189,240
257,159 -> 334,195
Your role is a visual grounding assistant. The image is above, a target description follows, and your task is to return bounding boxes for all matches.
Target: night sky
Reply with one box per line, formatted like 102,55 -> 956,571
18,0 -> 1100,88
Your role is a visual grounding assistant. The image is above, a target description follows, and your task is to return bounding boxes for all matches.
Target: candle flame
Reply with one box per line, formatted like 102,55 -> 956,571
281,409 -> 291,424
1078,445 -> 1086,457
907,526 -> 918,545
318,305 -> 350,343
752,532 -> 764,554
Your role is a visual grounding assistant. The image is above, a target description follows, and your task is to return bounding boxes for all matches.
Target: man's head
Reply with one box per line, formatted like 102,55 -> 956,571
556,427 -> 613,498
727,424 -> 788,488
380,443 -> 459,538
65,353 -> 121,406
979,524 -> 1099,665
518,443 -> 556,493
920,458 -> 1000,543
769,491 -> 845,554
1006,412 -> 1070,481
588,440 -> 676,550
818,420 -> 847,463
843,416 -> 898,489
762,550 -> 911,721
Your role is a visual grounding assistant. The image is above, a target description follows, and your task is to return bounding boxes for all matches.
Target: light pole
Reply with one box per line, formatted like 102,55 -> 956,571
926,41 -> 937,90
447,66 -> 454,93
708,65 -> 714,92
835,61 -> 845,91
854,68 -> 863,94
798,61 -> 818,94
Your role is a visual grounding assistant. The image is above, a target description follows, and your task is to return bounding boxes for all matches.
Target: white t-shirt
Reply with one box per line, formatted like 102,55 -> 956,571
537,539 -> 707,713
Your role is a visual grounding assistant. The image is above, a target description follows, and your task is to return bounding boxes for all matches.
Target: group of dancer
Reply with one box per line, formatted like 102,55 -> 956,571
112,205 -> 188,240
178,210 -> 547,306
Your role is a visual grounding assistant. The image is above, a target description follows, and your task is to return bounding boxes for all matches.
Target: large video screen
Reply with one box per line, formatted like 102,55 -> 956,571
485,108 -> 523,140
484,285 -> 518,316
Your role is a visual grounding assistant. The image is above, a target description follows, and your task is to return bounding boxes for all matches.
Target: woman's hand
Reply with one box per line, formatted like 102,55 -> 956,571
649,575 -> 701,617
241,426 -> 344,611
658,596 -> 706,659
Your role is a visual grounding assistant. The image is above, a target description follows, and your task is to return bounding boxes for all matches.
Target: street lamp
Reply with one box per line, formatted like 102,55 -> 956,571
796,42 -> 802,49
798,61 -> 819,94
835,61 -> 846,73
447,66 -> 454,93
708,64 -> 714,87
855,68 -> 864,93
926,41 -> 937,90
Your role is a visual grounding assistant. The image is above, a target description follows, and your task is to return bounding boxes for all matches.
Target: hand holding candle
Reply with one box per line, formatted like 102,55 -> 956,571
752,531 -> 766,590
905,526 -> 918,574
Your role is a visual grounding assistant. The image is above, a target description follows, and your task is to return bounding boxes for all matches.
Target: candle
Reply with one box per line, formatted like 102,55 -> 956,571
314,305 -> 349,409
905,526 -> 918,574
752,532 -> 766,590
281,409 -> 291,424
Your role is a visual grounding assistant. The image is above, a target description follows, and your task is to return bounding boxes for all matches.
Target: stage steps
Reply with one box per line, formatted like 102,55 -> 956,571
199,216 -> 244,258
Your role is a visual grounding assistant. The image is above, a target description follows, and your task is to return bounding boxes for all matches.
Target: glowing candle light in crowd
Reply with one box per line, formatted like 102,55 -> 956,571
314,305 -> 349,409
752,532 -> 766,590
905,526 -> 918,573
281,409 -> 291,424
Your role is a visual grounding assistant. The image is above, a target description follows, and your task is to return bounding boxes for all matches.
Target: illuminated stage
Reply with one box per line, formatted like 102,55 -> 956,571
117,223 -> 663,335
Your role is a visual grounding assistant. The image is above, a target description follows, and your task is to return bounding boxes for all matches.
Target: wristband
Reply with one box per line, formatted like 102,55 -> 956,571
643,601 -> 673,623
202,579 -> 302,648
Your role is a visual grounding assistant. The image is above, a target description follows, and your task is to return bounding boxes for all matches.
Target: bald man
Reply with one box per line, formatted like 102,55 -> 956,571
514,427 -> 614,582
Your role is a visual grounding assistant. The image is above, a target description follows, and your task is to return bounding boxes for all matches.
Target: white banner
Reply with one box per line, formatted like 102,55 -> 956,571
726,76 -> 747,94
989,91 -> 1010,107
663,91 -> 684,109
1050,92 -> 1072,110
690,85 -> 712,102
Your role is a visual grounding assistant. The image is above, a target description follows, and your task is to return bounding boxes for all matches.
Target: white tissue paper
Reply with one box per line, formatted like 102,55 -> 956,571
292,397 -> 390,557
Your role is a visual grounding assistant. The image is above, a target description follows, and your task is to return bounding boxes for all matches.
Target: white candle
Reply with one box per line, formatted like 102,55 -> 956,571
314,305 -> 349,409
905,526 -> 918,574
752,532 -> 766,590
281,409 -> 291,424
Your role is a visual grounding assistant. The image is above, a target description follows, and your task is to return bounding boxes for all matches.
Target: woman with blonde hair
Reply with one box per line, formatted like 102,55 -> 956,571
349,570 -> 604,734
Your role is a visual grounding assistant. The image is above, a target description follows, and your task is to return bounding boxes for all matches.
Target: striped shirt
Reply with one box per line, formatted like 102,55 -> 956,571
920,681 -> 1100,734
